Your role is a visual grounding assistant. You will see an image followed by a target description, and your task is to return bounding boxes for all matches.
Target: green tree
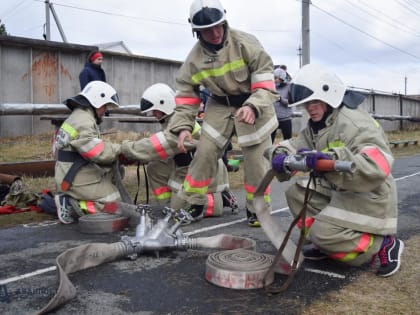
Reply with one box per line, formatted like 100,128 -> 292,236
0,20 -> 8,35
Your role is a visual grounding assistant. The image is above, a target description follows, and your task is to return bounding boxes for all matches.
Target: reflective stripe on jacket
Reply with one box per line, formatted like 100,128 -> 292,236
168,27 -> 278,146
276,106 -> 398,235
121,118 -> 201,163
54,108 -> 121,202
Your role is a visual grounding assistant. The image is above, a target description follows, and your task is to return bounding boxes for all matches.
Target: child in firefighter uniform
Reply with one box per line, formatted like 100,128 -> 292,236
166,0 -> 279,227
54,81 -> 129,224
121,83 -> 237,223
269,64 -> 404,277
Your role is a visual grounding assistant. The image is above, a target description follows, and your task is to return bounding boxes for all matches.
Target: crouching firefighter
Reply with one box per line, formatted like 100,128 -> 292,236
121,83 -> 238,224
267,64 -> 404,277
54,81 -> 132,224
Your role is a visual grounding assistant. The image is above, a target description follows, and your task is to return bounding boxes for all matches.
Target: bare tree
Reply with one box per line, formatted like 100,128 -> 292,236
0,20 -> 8,36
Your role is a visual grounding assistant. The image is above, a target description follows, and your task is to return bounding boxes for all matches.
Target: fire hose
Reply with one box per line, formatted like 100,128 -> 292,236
37,156 -> 354,314
38,207 -> 259,314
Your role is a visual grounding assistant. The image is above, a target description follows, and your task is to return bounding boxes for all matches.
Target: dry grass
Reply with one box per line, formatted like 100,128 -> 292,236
302,236 -> 420,315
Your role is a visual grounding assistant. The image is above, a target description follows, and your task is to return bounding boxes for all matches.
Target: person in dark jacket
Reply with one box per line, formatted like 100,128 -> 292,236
79,50 -> 106,90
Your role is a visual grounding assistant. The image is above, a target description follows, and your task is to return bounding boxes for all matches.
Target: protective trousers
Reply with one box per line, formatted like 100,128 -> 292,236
147,158 -> 228,217
179,123 -> 272,214
285,181 -> 383,266
66,170 -> 121,216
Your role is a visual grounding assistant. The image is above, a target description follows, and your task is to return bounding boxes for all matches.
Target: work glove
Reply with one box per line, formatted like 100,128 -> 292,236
272,153 -> 288,173
298,149 -> 332,170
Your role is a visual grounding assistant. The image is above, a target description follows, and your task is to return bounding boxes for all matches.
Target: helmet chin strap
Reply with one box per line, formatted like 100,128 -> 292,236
92,106 -> 102,125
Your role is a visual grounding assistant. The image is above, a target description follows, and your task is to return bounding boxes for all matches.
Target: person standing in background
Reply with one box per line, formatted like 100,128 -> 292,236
271,67 -> 293,143
79,50 -> 106,90
279,64 -> 292,82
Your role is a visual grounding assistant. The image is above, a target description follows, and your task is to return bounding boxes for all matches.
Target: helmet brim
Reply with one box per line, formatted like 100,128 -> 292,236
63,95 -> 91,110
288,83 -> 345,108
104,101 -> 119,109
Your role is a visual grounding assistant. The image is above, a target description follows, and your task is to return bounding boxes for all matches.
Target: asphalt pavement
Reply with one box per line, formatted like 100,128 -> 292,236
0,155 -> 419,315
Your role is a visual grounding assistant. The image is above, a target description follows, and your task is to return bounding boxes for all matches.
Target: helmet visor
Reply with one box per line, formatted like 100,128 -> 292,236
140,98 -> 154,112
111,93 -> 119,104
192,7 -> 224,28
105,92 -> 120,108
289,83 -> 314,104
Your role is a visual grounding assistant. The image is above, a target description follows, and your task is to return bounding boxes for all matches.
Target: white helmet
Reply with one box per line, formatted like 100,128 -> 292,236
274,68 -> 288,82
140,83 -> 176,116
189,0 -> 226,30
64,81 -> 119,110
289,64 -> 346,108
79,81 -> 119,109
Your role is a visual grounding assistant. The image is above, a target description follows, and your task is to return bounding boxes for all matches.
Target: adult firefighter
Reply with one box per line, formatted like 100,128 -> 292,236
121,83 -> 238,222
167,0 -> 278,227
54,81 -> 129,224
269,64 -> 404,277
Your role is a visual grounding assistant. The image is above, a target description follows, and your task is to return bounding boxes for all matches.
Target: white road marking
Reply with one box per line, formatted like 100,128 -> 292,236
304,267 -> 346,279
395,171 -> 420,181
185,207 -> 289,236
23,220 -> 58,228
0,266 -> 57,285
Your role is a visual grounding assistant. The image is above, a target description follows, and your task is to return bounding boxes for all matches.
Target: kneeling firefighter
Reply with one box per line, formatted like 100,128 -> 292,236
121,83 -> 238,223
267,64 -> 404,277
54,81 -> 133,224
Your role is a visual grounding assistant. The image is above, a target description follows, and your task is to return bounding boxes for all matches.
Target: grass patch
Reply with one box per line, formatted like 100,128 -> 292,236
302,236 -> 420,314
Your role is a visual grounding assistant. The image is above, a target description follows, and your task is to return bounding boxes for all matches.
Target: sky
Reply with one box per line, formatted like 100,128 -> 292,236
1,0 -> 420,95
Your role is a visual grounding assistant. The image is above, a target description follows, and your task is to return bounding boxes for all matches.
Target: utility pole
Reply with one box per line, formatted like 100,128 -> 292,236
301,0 -> 310,66
44,0 -> 51,40
44,0 -> 68,43
297,46 -> 302,68
404,76 -> 407,95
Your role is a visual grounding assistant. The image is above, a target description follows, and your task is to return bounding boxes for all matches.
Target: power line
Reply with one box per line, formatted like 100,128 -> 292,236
395,0 -> 420,17
45,1 -> 187,26
49,1 -> 293,34
1,0 -> 30,21
404,0 -> 420,11
311,2 -> 420,61
349,0 -> 420,37
311,29 -> 401,76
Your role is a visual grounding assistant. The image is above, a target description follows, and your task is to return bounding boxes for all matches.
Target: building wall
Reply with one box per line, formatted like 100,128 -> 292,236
0,35 -> 419,138
0,35 -> 181,137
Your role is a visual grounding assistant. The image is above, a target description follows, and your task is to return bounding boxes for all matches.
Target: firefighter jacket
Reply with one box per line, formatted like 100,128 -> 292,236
273,106 -> 397,235
121,118 -> 229,196
54,107 -> 122,203
121,118 -> 201,164
167,26 -> 279,148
